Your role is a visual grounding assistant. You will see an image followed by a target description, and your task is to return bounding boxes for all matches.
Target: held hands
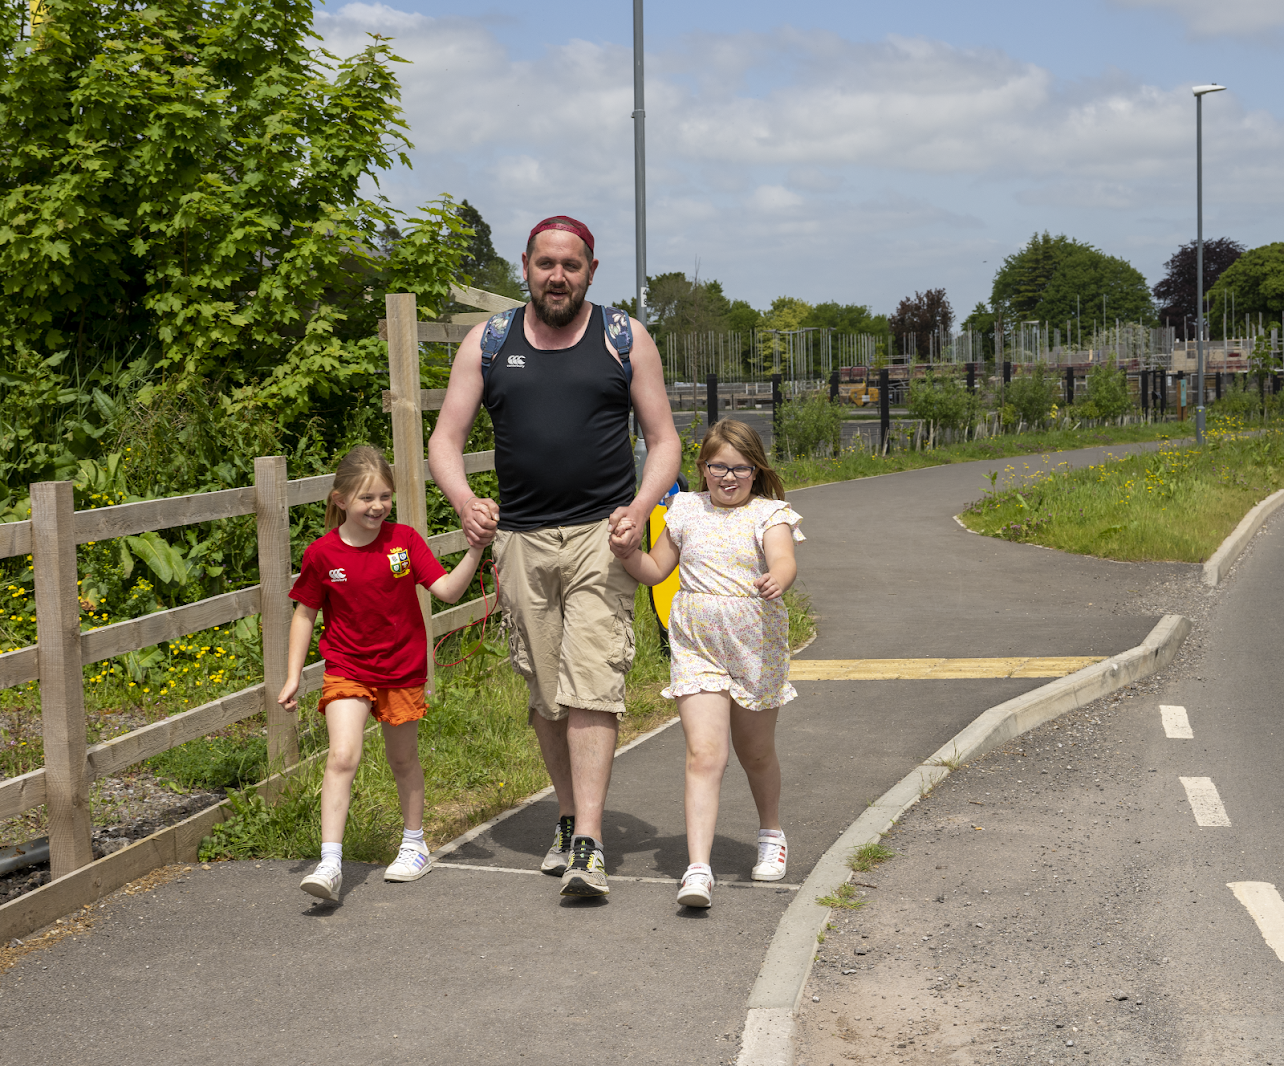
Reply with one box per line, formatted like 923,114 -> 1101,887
608,514 -> 639,557
461,496 -> 499,548
607,506 -> 644,557
754,571 -> 784,601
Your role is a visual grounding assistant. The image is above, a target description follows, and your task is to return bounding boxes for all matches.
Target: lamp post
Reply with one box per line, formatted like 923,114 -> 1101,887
632,0 -> 647,327
1193,83 -> 1227,445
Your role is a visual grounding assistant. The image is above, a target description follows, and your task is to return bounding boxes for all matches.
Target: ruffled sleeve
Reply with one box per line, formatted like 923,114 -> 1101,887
661,491 -> 693,550
755,498 -> 805,546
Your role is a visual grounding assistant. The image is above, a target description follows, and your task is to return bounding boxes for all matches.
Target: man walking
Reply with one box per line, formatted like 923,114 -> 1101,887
428,216 -> 680,897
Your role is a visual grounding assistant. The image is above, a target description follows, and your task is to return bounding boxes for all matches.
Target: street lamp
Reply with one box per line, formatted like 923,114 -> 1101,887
1193,83 -> 1227,445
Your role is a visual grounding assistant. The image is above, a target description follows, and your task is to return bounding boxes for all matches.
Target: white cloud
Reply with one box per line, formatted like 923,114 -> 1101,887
315,6 -> 1284,312
1111,0 -> 1284,37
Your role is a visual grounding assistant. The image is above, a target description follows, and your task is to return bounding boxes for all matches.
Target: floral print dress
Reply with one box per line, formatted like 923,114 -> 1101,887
660,492 -> 805,711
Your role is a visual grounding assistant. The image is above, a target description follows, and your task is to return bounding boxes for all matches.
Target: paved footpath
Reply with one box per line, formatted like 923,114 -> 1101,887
0,444 -> 1189,1066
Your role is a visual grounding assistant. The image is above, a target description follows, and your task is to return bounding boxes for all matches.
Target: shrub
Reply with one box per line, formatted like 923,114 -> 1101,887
1004,365 -> 1058,428
1079,362 -> 1133,420
907,369 -> 978,439
778,393 -> 842,459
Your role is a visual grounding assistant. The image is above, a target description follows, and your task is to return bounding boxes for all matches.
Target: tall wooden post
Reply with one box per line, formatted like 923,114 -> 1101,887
30,481 -> 94,878
255,456 -> 298,772
386,292 -> 434,691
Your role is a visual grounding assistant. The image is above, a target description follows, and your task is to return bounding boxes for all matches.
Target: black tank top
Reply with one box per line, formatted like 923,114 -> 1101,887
484,304 -> 635,532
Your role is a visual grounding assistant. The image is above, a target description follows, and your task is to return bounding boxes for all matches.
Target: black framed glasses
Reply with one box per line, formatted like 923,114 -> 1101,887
702,462 -> 756,479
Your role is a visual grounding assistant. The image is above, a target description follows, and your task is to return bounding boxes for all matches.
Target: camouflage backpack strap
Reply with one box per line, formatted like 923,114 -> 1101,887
603,305 -> 634,387
479,308 -> 519,386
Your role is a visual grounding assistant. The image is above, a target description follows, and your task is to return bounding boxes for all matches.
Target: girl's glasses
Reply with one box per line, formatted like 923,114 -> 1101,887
703,462 -> 756,479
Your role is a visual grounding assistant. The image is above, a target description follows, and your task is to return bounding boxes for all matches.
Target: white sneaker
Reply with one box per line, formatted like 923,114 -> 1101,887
300,862 -> 342,901
384,839 -> 433,882
677,863 -> 714,908
752,831 -> 787,882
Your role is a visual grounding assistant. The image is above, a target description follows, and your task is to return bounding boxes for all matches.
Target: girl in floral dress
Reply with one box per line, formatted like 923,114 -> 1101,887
611,419 -> 803,908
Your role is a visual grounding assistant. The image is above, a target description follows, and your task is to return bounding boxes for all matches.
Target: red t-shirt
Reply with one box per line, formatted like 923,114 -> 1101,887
289,522 -> 448,688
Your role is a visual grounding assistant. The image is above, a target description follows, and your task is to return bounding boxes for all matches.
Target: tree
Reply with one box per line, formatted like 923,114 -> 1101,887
804,301 -> 879,334
1153,238 -> 1244,338
962,302 -> 996,360
888,289 -> 953,354
455,199 -> 523,301
629,271 -> 733,346
0,0 -> 466,417
1205,242 -> 1284,335
991,233 -> 1154,337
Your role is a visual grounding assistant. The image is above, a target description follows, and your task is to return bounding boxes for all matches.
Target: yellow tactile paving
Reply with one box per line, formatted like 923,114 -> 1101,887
789,656 -> 1105,681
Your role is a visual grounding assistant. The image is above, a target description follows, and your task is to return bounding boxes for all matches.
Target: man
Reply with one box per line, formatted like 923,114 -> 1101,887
428,215 -> 680,897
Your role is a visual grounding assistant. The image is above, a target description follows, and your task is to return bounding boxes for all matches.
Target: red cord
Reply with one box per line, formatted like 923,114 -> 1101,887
433,559 -> 500,668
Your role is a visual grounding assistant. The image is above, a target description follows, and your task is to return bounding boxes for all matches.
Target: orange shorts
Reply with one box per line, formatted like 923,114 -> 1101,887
318,673 -> 427,727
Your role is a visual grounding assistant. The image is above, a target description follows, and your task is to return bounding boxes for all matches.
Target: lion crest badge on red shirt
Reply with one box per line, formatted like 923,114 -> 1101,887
387,546 -> 411,578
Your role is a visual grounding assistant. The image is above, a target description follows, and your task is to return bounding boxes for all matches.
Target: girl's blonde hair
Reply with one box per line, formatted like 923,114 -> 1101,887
325,446 -> 395,531
696,419 -> 785,500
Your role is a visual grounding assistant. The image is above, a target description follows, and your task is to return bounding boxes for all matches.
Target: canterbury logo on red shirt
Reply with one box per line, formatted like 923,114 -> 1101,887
328,568 -> 347,582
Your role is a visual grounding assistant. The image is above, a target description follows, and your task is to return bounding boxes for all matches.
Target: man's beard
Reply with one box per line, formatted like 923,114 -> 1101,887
531,284 -> 587,329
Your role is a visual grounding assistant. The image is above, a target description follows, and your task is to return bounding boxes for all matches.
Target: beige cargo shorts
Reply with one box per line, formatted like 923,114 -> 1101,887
492,519 -> 639,722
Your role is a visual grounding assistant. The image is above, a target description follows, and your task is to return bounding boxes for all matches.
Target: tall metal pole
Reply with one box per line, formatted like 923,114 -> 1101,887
1195,91 -> 1206,445
632,1 -> 647,327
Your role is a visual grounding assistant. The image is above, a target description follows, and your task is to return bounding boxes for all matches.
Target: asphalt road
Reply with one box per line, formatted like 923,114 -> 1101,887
0,443 -> 1193,1066
797,511 -> 1284,1065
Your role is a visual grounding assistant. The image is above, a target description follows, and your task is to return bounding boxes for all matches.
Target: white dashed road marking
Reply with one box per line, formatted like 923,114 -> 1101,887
1160,704 -> 1193,739
1180,776 -> 1232,826
1227,882 -> 1284,963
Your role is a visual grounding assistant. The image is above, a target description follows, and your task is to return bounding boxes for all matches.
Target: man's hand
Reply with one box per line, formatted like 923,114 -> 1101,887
608,505 -> 645,557
461,496 -> 499,547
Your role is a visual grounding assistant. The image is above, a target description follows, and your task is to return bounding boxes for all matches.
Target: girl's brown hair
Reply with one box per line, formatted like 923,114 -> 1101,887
696,419 -> 785,500
325,446 -> 395,531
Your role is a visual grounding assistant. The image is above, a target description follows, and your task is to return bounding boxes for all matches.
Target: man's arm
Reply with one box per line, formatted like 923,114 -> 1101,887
608,318 -> 681,555
426,325 -> 500,548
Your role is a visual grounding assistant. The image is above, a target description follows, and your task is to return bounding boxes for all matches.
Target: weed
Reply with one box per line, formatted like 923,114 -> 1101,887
817,882 -> 866,910
928,745 -> 962,771
848,841 -> 895,873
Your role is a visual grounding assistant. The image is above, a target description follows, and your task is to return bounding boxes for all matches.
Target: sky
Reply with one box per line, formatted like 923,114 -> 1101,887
315,0 -> 1284,322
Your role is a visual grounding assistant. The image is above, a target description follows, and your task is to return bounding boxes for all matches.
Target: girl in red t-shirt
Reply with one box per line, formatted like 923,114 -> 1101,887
277,446 -> 482,903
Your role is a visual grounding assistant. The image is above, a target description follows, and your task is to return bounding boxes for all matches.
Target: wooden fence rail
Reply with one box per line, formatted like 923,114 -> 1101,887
0,287 -> 502,938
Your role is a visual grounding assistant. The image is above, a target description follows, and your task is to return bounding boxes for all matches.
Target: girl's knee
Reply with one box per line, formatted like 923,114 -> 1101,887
686,745 -> 729,777
325,746 -> 362,776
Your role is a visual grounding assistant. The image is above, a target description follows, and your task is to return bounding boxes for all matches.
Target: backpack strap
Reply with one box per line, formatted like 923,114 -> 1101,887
603,305 -> 634,387
479,308 -> 519,386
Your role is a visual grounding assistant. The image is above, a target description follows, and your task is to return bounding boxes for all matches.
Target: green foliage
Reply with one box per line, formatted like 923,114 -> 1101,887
1078,362 -> 1133,420
150,734 -> 267,791
778,393 -> 842,459
992,233 -> 1155,332
907,369 -> 979,437
848,841 -> 894,873
1004,365 -> 1059,428
0,0 -> 467,423
1205,242 -> 1284,334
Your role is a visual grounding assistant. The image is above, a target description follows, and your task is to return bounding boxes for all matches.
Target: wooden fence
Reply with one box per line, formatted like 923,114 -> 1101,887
0,287 -> 513,939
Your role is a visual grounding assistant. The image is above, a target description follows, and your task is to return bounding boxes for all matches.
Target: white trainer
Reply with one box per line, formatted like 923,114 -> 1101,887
752,831 -> 787,882
384,839 -> 433,882
300,862 -> 342,901
677,863 -> 714,908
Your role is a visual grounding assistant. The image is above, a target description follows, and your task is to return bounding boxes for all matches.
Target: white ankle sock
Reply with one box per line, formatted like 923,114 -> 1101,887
402,828 -> 424,845
759,828 -> 785,839
320,842 -> 342,867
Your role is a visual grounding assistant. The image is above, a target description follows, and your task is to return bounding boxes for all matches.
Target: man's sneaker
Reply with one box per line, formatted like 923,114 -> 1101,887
384,839 -> 433,882
540,814 -> 576,876
677,863 -> 714,908
752,830 -> 788,882
560,835 -> 609,897
300,862 -> 342,901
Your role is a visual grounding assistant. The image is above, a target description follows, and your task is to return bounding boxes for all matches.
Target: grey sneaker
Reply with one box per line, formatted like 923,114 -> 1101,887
300,862 -> 342,902
541,814 -> 576,876
560,835 -> 609,897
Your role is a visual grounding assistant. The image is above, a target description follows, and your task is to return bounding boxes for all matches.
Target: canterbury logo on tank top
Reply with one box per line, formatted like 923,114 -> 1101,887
483,304 -> 636,533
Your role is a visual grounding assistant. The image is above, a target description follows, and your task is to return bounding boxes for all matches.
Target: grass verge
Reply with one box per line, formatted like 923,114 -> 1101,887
958,420 -> 1284,562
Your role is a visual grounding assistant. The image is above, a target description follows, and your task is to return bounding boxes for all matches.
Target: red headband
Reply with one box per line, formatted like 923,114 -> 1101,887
528,215 -> 595,255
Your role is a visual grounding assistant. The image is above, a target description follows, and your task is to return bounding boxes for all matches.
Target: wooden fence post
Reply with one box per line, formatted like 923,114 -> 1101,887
386,292 -> 435,692
30,481 -> 94,878
255,456 -> 298,774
